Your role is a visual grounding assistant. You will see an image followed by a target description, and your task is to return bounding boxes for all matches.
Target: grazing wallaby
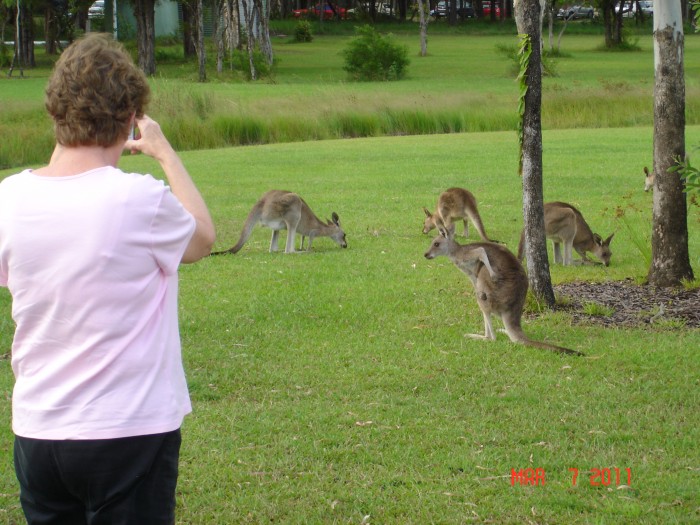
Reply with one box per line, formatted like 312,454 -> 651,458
422,187 -> 490,241
424,227 -> 583,356
517,202 -> 614,267
644,166 -> 654,192
518,205 -> 578,266
211,190 -> 347,255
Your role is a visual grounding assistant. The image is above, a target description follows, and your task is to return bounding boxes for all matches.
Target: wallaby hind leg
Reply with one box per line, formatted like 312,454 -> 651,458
269,230 -> 280,252
553,241 -> 563,265
284,224 -> 297,253
465,310 -> 496,341
462,218 -> 469,238
563,239 -> 574,266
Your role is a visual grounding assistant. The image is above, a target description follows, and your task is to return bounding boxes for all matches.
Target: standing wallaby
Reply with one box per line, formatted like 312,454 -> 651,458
423,187 -> 490,241
211,190 -> 347,255
517,202 -> 614,267
425,227 -> 583,356
644,166 -> 654,192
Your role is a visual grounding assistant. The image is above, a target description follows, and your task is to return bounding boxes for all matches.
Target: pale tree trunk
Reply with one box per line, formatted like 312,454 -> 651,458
240,0 -> 257,80
547,0 -> 554,53
648,0 -> 694,285
216,0 -> 241,72
253,0 -> 273,65
417,0 -> 428,56
196,0 -> 206,82
134,0 -> 157,75
516,0 -> 555,307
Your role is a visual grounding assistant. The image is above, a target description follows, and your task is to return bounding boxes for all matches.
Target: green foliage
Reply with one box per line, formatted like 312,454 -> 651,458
294,20 -> 314,43
496,42 -> 558,78
516,33 -> 531,176
342,25 -> 410,81
669,146 -> 700,194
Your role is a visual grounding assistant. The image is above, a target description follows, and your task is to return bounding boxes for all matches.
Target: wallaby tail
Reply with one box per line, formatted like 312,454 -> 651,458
209,202 -> 263,256
504,317 -> 584,356
466,207 -> 490,242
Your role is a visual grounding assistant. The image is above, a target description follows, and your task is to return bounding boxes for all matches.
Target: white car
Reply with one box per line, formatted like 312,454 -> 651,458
88,0 -> 105,19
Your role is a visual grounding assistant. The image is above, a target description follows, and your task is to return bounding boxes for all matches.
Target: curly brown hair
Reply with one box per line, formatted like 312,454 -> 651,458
45,33 -> 150,147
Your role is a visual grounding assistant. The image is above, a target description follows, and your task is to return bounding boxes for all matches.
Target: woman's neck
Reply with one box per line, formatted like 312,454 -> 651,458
33,142 -> 124,177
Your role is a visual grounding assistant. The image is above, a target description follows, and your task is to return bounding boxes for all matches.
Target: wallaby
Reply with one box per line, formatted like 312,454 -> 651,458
644,166 -> 654,192
211,190 -> 347,255
517,202 -> 614,267
424,227 -> 583,356
423,187 -> 490,241
518,206 -> 578,266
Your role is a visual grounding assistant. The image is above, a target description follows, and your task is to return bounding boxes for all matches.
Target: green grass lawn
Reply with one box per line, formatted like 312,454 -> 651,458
1,124 -> 698,523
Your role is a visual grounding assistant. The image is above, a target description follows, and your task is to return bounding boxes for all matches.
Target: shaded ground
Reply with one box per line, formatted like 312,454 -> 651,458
554,279 -> 700,329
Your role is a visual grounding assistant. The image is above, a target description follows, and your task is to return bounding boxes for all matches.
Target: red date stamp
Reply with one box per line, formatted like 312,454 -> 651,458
569,467 -> 632,486
510,467 -> 632,487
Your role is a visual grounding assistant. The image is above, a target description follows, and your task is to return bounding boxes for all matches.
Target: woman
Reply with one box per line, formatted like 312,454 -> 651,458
0,33 -> 216,524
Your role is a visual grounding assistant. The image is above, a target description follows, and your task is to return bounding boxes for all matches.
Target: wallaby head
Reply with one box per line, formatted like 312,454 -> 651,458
424,224 -> 452,259
591,233 -> 614,267
422,207 -> 437,235
327,212 -> 348,248
644,166 -> 654,192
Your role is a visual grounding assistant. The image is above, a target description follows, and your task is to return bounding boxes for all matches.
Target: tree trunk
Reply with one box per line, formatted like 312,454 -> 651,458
240,0 -> 257,80
19,2 -> 34,67
182,1 -> 197,58
515,0 -> 555,307
134,0 -> 157,75
417,0 -> 428,56
253,0 -> 273,65
197,0 -> 206,82
648,0 -> 694,286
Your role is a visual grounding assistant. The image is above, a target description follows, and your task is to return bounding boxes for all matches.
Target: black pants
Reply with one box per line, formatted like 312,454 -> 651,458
14,429 -> 181,525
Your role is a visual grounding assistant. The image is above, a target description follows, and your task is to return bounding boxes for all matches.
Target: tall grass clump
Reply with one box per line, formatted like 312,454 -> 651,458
342,25 -> 410,81
331,112 -> 381,138
212,115 -> 268,145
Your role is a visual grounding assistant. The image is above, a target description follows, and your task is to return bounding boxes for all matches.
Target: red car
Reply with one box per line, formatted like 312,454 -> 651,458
293,3 -> 349,19
482,1 -> 501,17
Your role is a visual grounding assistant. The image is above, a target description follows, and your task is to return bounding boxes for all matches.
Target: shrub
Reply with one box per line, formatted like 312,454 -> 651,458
294,21 -> 313,43
342,25 -> 409,81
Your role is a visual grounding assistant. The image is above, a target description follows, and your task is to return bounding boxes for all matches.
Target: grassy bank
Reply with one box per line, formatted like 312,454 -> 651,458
1,126 -> 699,523
2,32 -> 699,169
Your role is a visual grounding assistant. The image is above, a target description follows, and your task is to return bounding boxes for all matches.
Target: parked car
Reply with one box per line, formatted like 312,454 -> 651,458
348,2 -> 392,16
88,0 -> 104,18
482,1 -> 501,17
430,0 -> 476,19
293,3 -> 349,19
556,5 -> 595,19
617,0 -> 653,17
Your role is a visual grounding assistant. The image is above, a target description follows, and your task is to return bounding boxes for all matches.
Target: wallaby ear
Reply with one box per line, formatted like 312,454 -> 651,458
603,233 -> 615,245
593,233 -> 603,246
436,217 -> 450,239
644,166 -> 649,176
423,207 -> 432,218
331,212 -> 340,226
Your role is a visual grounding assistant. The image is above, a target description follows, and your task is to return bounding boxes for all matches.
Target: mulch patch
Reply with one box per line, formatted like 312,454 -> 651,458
553,279 -> 700,329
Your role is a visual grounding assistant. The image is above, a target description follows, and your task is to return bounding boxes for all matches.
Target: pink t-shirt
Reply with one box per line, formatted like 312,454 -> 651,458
0,167 -> 196,439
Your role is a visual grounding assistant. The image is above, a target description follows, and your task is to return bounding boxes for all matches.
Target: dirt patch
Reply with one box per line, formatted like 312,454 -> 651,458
553,279 -> 700,329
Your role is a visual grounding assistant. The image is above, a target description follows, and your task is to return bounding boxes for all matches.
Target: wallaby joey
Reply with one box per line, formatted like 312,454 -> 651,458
518,202 -> 614,267
425,226 -> 583,356
644,166 -> 654,192
211,190 -> 347,255
423,187 -> 490,241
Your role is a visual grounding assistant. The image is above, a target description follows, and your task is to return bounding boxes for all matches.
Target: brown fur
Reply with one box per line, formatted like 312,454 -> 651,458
211,190 -> 347,255
518,202 -> 614,267
425,227 -> 583,356
423,187 -> 490,241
